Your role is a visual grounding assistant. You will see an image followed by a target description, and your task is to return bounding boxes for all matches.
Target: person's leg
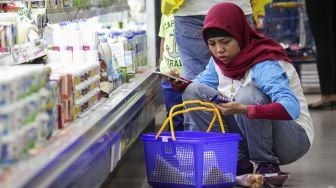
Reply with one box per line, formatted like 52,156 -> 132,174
306,0 -> 336,107
174,16 -> 211,80
182,82 -> 251,165
182,82 -> 219,131
161,80 -> 184,131
234,83 -> 310,165
234,83 -> 310,186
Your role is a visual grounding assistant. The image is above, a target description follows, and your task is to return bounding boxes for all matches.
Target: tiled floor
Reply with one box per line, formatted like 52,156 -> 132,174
104,94 -> 336,188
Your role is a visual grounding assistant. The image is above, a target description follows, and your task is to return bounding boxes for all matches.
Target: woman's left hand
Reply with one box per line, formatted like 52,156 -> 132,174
214,101 -> 248,115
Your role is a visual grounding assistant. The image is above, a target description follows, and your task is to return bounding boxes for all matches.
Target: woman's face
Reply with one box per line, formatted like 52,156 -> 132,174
207,37 -> 240,64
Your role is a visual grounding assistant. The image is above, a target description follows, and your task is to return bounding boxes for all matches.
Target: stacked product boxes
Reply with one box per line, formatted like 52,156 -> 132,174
0,65 -> 57,165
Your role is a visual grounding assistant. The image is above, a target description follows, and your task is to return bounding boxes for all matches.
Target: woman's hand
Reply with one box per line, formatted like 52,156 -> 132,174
165,70 -> 192,92
169,77 -> 192,92
215,101 -> 248,115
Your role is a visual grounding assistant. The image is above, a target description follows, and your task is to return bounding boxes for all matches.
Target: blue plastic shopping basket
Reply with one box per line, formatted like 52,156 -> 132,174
141,100 -> 240,188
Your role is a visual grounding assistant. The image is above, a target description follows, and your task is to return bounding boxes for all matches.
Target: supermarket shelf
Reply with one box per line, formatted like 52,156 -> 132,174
0,40 -> 47,66
12,44 -> 47,65
47,4 -> 129,24
0,68 -> 162,188
0,53 -> 14,65
295,60 -> 321,94
269,1 -> 305,8
0,0 -> 45,2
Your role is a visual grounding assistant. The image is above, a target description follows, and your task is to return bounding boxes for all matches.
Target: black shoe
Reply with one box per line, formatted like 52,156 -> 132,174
308,101 -> 336,110
237,158 -> 254,176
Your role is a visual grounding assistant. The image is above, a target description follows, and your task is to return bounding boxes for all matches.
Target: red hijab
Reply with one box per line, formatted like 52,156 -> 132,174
203,3 -> 291,79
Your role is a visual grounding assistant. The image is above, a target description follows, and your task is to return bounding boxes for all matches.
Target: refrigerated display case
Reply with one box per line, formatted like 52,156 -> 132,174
0,0 -> 162,187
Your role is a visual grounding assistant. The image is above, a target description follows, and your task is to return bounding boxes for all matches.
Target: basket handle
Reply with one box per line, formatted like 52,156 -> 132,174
155,100 -> 225,141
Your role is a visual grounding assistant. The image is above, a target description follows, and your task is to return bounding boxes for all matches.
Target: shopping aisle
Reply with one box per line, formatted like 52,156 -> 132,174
103,95 -> 336,188
103,138 -> 150,188
281,95 -> 336,187
102,106 -> 166,188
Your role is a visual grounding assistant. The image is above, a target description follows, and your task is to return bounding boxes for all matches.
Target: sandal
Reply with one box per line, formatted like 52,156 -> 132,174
236,174 -> 264,188
308,101 -> 336,110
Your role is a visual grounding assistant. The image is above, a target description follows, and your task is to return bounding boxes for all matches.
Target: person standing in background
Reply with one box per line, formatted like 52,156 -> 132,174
174,0 -> 253,80
305,0 -> 336,110
158,14 -> 184,130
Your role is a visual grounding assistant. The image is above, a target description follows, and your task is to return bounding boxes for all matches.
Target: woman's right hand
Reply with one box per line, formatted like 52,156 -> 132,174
165,71 -> 192,92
